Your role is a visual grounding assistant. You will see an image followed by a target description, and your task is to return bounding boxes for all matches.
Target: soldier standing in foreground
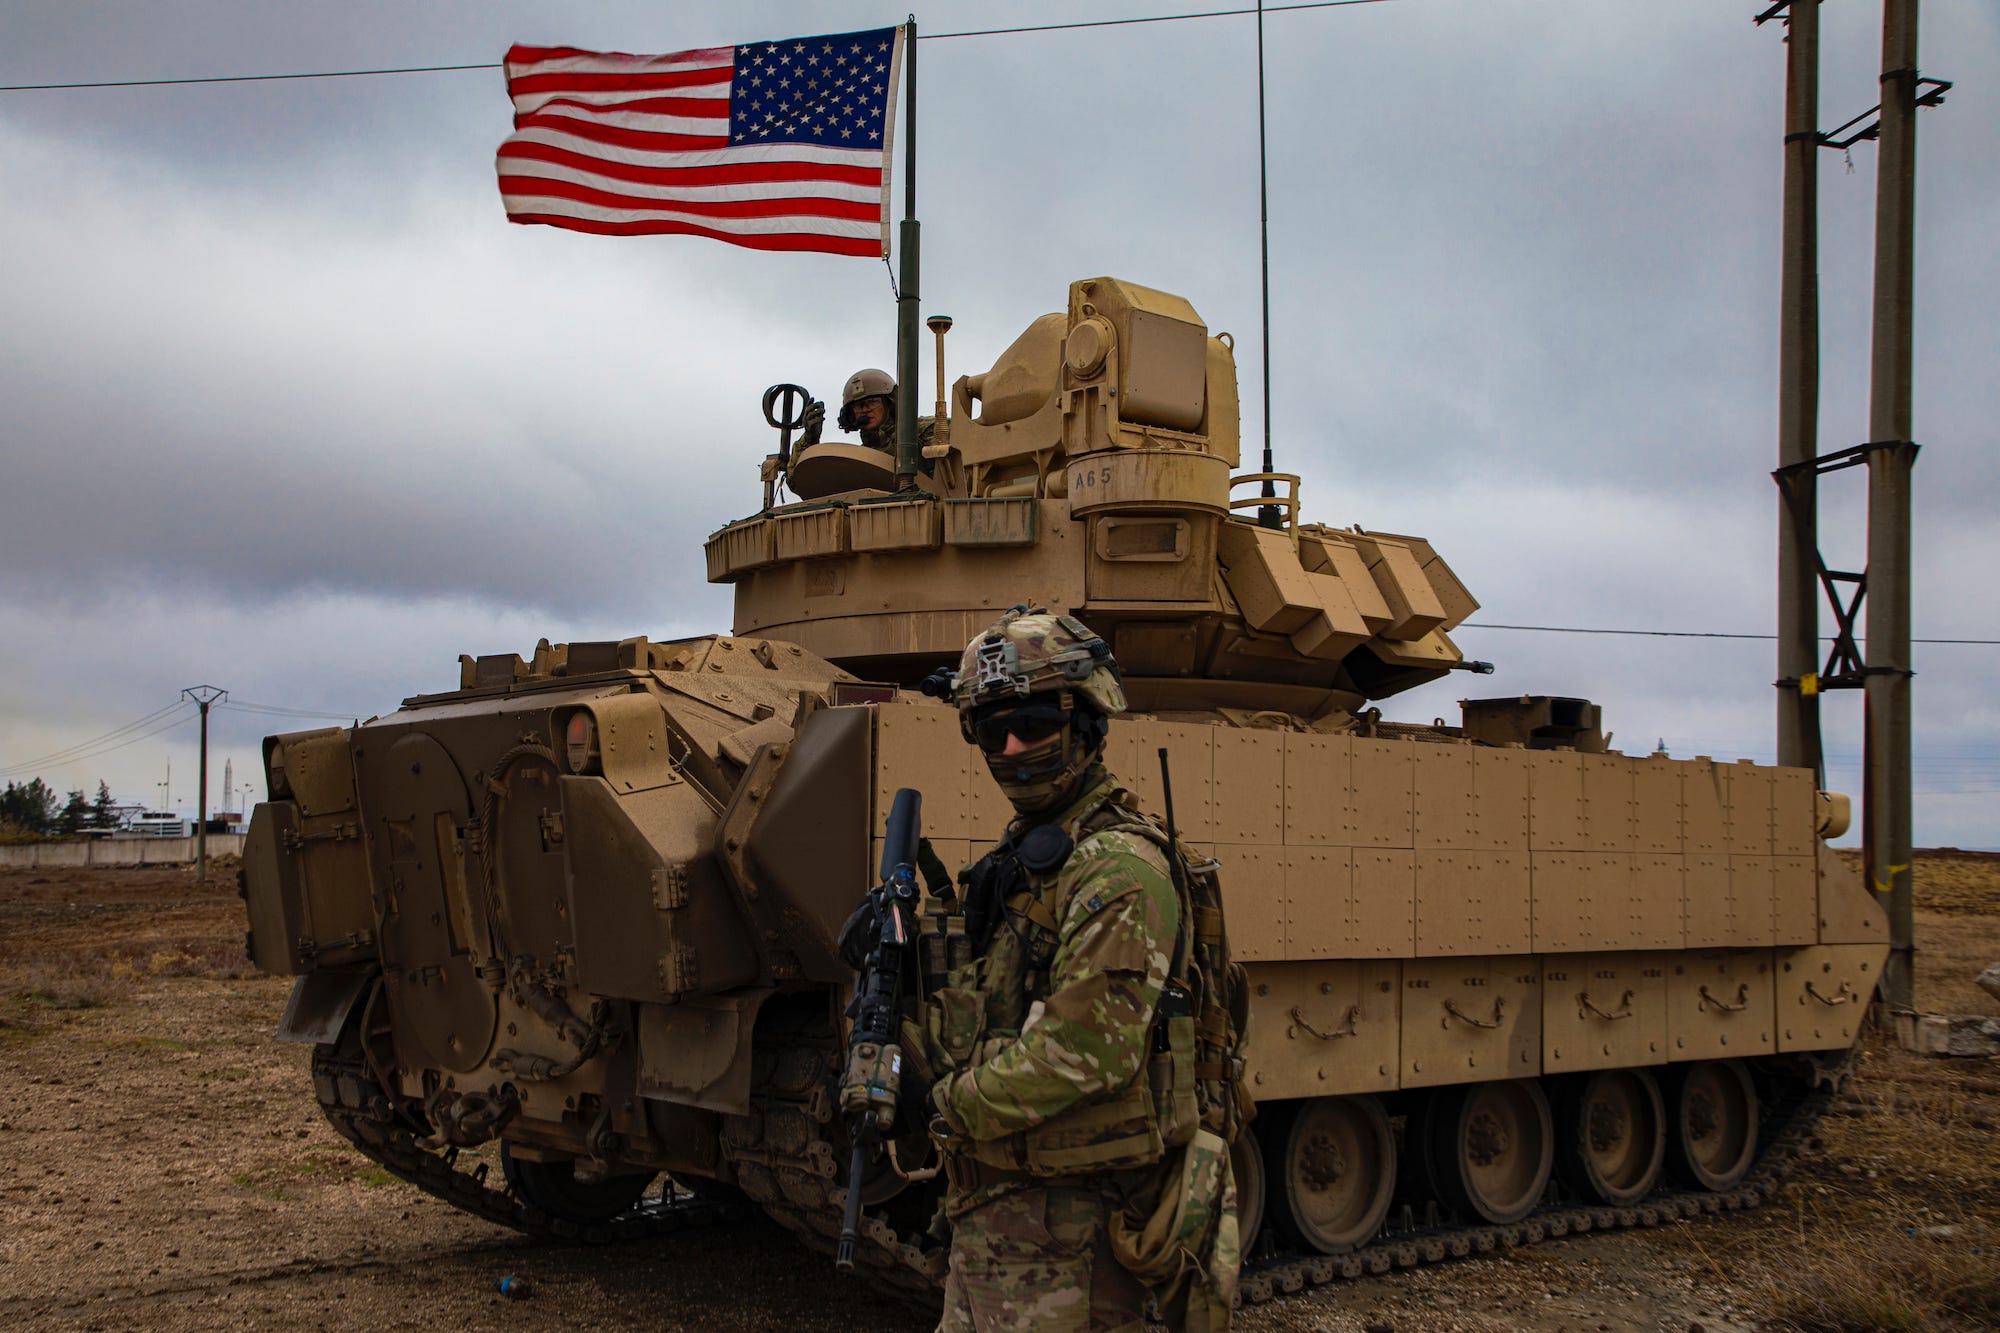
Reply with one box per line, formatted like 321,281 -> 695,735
905,607 -> 1243,1331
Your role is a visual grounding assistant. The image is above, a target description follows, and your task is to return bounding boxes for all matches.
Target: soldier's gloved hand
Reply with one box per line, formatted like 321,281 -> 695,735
799,399 -> 825,447
926,1073 -> 969,1146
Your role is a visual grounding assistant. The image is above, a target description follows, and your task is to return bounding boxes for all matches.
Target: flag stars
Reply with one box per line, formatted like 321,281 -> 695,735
725,27 -> 895,148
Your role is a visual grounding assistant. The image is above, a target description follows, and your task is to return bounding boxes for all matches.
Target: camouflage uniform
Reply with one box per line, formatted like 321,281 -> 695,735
913,608 -> 1238,1332
931,763 -> 1176,1332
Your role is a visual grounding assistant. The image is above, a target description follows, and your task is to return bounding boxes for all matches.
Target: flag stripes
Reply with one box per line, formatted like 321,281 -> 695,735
495,28 -> 899,257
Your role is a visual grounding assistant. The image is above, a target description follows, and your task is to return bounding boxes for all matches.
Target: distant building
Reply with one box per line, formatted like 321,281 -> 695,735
118,811 -> 191,838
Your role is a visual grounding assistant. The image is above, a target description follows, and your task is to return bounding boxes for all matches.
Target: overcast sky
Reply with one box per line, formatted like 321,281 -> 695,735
1,1 -> 1993,846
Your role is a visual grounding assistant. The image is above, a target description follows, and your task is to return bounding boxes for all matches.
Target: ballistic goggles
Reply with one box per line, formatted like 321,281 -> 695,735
969,700 -> 1070,754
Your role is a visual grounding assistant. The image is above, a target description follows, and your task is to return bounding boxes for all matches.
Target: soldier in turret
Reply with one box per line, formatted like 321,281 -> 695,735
913,607 -> 1241,1333
800,368 -> 933,465
836,367 -> 899,453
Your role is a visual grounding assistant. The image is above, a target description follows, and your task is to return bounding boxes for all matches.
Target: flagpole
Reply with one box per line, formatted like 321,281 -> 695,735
894,16 -> 921,488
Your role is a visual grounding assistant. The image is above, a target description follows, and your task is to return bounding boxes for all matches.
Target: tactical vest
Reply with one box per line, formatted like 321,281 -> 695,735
917,781 -> 1250,1194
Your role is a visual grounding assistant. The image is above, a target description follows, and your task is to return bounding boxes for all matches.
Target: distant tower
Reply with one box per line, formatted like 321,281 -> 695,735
223,758 -> 235,813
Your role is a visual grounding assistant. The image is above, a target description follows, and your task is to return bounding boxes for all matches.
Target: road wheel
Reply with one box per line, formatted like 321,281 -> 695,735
1266,1094 -> 1396,1253
1426,1079 -> 1553,1225
1556,1068 -> 1665,1206
1666,1060 -> 1758,1190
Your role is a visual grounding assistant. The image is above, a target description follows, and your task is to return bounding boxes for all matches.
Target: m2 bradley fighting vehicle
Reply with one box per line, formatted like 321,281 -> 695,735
241,276 -> 1888,1303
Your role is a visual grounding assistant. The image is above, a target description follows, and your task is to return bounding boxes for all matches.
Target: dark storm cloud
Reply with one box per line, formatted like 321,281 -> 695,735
0,1 -> 1992,838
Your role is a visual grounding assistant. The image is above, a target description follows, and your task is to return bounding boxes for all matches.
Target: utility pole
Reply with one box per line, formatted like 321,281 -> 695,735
1760,0 -> 1945,1019
1867,0 -> 1922,1013
1773,0 -> 1822,777
182,686 -> 227,882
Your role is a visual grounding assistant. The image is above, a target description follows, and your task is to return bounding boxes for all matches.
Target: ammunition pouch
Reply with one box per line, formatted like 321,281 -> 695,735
926,986 -> 986,1069
1149,1006 -> 1200,1150
1107,1126 -> 1238,1330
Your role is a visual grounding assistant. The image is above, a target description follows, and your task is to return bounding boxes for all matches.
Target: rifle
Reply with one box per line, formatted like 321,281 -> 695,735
1155,749 -> 1194,1047
834,787 -> 924,1271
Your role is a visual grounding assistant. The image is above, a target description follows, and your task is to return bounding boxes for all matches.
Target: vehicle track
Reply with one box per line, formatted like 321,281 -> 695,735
1237,1059 -> 1842,1304
312,1022 -> 1850,1313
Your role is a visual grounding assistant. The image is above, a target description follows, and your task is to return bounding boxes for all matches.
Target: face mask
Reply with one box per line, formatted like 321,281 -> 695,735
983,720 -> 1095,814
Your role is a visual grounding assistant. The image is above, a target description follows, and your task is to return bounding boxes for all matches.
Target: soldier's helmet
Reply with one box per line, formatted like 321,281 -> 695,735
950,607 -> 1125,723
942,606 -> 1125,811
837,367 -> 897,432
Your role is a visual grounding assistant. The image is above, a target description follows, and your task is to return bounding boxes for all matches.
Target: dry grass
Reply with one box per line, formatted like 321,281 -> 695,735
1,938 -> 252,986
1,924 -> 252,1024
1750,1059 -> 2000,1331
1762,1239 -> 2000,1333
1674,1059 -> 2000,1331
0,954 -> 132,1014
0,941 -> 256,1035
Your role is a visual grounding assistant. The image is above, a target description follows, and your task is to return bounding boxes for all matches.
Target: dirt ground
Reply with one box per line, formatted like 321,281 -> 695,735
2,855 -> 1995,1333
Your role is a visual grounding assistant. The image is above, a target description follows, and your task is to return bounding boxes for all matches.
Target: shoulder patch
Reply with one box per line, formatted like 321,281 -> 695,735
1057,829 -> 1176,936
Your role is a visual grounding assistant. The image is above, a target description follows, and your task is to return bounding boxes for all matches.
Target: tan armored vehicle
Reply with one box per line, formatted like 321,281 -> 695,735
241,277 -> 1886,1302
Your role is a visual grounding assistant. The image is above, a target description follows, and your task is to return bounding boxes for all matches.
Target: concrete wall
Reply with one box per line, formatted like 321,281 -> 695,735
0,834 -> 247,868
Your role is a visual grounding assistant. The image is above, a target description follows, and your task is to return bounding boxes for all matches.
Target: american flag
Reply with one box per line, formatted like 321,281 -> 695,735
496,27 -> 902,257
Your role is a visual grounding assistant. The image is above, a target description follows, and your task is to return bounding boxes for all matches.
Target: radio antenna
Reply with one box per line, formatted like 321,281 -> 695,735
1255,0 -> 1279,529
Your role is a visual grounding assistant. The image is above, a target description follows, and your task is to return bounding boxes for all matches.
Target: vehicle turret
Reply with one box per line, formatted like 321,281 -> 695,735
708,276 -> 1478,718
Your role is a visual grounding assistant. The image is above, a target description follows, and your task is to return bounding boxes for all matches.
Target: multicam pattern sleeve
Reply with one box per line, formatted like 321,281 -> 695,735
943,830 -> 1178,1141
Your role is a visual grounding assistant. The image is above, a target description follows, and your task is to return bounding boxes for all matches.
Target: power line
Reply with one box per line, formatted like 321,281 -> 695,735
0,1 -> 1395,92
0,701 -> 193,778
1461,622 -> 1997,646
0,697 -> 360,782
0,707 -> 197,780
0,700 -> 186,770
221,700 -> 364,721
0,62 -> 500,92
927,0 -> 1393,41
